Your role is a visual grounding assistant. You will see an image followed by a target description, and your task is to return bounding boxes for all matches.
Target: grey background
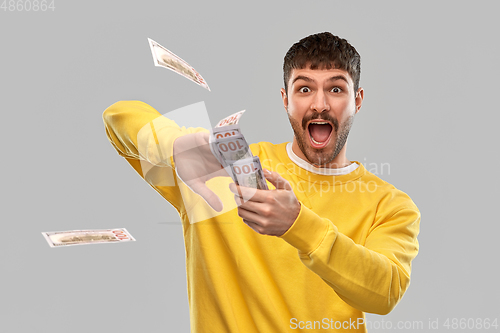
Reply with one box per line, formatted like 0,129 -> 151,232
1,1 -> 499,332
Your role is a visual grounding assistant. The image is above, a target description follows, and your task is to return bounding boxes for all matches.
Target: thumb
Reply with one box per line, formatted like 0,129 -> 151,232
263,169 -> 292,191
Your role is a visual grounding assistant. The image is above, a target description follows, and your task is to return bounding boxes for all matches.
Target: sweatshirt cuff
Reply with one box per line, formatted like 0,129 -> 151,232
279,203 -> 331,254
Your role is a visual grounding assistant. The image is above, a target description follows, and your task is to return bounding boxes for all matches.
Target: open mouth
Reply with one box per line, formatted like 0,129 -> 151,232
307,120 -> 333,149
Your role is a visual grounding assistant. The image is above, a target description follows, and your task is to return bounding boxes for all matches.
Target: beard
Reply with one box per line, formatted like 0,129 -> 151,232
287,110 -> 355,167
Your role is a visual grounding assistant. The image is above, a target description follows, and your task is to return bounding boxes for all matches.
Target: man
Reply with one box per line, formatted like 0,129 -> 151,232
103,32 -> 420,332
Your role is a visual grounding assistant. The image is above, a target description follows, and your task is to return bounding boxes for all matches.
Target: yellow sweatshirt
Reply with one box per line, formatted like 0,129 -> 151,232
103,101 -> 420,333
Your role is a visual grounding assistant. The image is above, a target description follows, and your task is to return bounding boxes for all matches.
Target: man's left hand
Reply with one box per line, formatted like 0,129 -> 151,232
229,169 -> 300,236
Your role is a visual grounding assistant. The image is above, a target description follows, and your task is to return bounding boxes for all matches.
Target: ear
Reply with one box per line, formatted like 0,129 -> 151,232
280,88 -> 288,112
354,87 -> 364,114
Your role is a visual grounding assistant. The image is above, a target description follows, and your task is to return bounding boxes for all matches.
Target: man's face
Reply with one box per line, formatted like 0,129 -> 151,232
281,66 -> 363,167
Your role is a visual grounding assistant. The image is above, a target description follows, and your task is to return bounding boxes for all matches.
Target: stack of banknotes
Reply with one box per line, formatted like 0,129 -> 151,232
210,111 -> 269,190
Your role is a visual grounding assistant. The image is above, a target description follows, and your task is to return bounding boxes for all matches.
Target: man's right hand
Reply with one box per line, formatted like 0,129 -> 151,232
173,132 -> 229,212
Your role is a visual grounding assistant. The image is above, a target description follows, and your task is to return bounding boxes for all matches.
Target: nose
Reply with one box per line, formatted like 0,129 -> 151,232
310,90 -> 330,113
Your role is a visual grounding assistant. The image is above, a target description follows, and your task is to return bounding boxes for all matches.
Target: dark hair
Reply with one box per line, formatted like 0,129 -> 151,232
283,32 -> 361,94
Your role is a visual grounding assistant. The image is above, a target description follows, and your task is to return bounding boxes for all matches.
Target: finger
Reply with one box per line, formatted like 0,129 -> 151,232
190,183 -> 223,212
229,183 -> 265,202
263,169 -> 292,191
232,192 -> 244,206
178,163 -> 226,183
229,183 -> 244,199
232,194 -> 262,215
242,219 -> 262,234
236,206 -> 263,226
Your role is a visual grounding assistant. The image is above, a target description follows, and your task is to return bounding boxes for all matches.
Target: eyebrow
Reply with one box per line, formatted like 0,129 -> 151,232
292,75 -> 349,85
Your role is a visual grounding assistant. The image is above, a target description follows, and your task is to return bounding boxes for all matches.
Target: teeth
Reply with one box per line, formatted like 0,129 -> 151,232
311,137 -> 324,144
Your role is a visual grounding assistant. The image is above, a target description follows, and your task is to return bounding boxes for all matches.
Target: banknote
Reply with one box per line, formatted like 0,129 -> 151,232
215,110 -> 246,127
148,38 -> 210,91
212,124 -> 242,140
209,111 -> 246,166
230,156 -> 269,190
42,228 -> 136,248
215,134 -> 252,164
206,110 -> 268,191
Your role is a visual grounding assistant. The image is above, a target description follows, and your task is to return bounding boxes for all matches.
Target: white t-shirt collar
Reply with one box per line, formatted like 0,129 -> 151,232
286,142 -> 359,176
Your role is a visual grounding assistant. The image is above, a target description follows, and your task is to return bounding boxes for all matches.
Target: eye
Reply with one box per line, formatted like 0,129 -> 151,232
331,87 -> 342,93
299,87 -> 311,93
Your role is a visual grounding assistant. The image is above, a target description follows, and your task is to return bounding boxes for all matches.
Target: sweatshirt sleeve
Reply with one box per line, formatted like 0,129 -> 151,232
103,100 -> 183,164
102,100 -> 207,209
279,200 -> 420,315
